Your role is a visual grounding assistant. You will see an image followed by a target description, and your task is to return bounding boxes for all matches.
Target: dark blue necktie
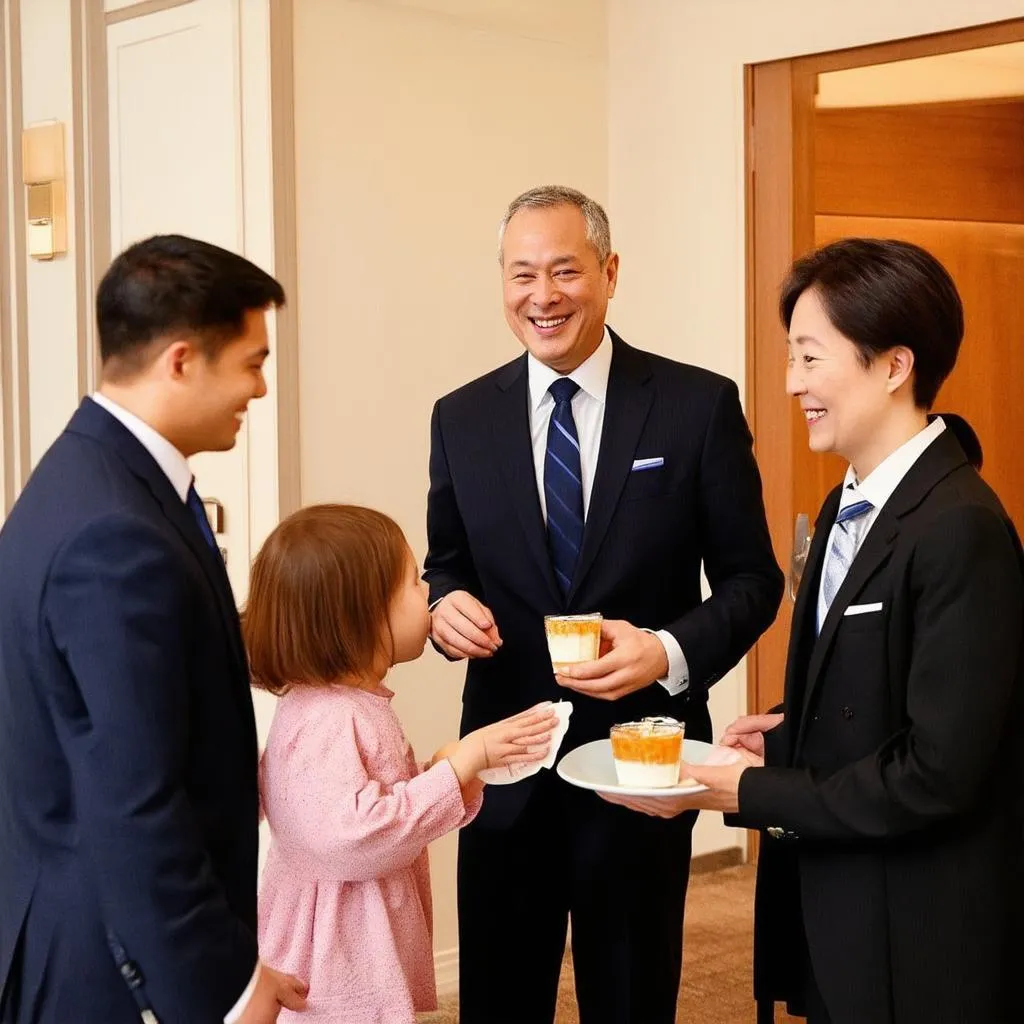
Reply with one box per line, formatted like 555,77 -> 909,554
545,378 -> 584,597
186,481 -> 218,551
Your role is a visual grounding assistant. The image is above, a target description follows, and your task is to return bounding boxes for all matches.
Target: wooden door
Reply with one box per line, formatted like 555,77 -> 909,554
747,19 -> 1024,723
815,216 -> 1024,528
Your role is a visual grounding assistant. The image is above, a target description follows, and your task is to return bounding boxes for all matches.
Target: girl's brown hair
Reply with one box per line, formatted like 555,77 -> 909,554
243,504 -> 408,694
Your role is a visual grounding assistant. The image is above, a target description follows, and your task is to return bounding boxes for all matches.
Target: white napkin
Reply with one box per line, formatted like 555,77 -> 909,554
477,700 -> 573,785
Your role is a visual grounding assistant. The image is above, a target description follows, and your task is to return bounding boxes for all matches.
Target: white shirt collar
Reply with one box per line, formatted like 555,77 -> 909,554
842,416 -> 946,513
90,392 -> 193,503
527,326 -> 613,413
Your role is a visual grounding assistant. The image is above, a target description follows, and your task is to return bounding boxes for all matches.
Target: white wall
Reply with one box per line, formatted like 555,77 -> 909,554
606,0 -> 1024,858
18,0 -> 81,465
292,0 -> 607,977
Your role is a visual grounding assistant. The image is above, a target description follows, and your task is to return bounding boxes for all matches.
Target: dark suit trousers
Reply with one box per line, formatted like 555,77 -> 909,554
458,772 -> 695,1024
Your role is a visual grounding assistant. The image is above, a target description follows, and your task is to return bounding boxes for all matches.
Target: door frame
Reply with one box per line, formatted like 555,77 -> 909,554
745,15 -> 1024,725
78,0 -> 301,549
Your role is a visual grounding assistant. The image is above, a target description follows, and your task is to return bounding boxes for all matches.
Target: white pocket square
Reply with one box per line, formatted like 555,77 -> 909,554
631,457 -> 664,472
844,602 -> 883,616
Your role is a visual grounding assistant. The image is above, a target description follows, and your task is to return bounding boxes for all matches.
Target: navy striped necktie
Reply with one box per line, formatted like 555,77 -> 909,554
545,378 -> 584,597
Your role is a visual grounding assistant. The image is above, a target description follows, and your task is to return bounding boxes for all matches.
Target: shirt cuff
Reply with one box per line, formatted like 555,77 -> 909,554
224,961 -> 261,1023
647,629 -> 689,696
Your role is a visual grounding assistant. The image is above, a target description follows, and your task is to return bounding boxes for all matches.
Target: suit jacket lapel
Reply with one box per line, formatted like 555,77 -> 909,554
783,488 -> 838,756
68,400 -> 250,686
491,358 -> 563,605
792,427 -> 971,752
795,509 -> 898,750
567,335 -> 654,605
152,482 -> 251,683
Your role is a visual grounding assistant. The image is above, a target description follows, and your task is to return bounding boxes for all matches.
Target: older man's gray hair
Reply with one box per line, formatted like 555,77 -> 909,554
497,185 -> 612,265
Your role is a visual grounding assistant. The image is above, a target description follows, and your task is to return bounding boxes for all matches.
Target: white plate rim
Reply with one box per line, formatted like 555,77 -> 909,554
556,737 -> 714,797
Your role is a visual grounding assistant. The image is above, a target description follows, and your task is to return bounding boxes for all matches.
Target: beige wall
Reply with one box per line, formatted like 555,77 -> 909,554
606,0 -> 1024,859
292,0 -> 607,974
16,0 -> 83,469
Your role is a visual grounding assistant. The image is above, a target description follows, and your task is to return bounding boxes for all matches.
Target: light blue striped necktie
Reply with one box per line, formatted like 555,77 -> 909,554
545,378 -> 584,597
820,489 -> 874,620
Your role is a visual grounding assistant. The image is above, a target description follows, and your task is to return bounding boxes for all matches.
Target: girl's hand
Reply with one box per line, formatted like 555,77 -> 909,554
446,703 -> 558,787
429,740 -> 460,768
719,713 -> 784,759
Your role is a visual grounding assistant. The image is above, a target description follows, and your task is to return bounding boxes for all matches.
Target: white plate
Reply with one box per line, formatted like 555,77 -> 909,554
556,737 -> 736,797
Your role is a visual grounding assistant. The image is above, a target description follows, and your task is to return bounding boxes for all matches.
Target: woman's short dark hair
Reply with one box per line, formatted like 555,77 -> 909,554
779,238 -> 963,409
96,234 -> 285,379
243,505 -> 409,695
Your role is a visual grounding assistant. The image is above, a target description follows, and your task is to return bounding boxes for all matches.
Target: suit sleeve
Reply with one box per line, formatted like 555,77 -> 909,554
737,504 -> 1023,841
665,379 -> 784,692
43,513 -> 257,1022
423,399 -> 482,608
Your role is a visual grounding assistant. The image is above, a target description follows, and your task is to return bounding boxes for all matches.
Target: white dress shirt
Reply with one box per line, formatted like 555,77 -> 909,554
90,393 -> 261,1023
816,415 -> 946,627
527,328 -> 690,695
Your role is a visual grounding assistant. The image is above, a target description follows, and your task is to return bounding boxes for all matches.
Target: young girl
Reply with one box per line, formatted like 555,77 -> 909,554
245,504 -> 556,1024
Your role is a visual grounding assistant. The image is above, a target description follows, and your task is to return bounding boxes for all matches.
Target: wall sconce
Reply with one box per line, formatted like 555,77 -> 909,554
22,120 -> 67,261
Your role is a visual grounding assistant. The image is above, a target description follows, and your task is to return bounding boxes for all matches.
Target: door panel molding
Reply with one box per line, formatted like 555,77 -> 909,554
93,0 -> 299,590
1,0 -> 31,511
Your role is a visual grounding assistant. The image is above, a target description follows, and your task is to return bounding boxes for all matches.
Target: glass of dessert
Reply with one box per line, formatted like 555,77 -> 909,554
544,613 -> 602,672
609,717 -> 684,787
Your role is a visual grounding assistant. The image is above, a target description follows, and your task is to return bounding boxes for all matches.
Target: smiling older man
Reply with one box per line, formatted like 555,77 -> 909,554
423,185 -> 782,1024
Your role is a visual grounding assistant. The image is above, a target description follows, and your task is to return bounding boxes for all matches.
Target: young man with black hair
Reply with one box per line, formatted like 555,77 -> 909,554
0,235 -> 307,1023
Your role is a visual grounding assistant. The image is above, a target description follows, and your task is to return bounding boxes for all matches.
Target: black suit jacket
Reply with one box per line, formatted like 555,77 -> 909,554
737,427 -> 1024,1023
425,331 -> 783,826
0,399 -> 259,1023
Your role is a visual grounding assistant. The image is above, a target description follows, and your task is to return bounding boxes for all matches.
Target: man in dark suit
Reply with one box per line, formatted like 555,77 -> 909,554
0,236 -> 308,1023
424,186 -> 783,1023
629,239 -> 1024,1023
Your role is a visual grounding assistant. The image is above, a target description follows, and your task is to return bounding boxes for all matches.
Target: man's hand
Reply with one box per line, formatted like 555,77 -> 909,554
719,713 -> 785,759
554,620 -> 668,700
430,591 -> 502,660
598,750 -> 762,818
237,965 -> 308,1023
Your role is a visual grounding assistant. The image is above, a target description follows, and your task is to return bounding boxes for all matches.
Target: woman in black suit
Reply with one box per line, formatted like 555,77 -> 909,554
607,238 -> 1024,1024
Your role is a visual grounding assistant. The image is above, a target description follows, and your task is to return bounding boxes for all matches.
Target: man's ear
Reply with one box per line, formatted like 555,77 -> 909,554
160,339 -> 196,381
604,251 -> 620,300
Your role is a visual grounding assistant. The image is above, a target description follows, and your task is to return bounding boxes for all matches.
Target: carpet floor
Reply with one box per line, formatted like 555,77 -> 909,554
419,864 -> 801,1023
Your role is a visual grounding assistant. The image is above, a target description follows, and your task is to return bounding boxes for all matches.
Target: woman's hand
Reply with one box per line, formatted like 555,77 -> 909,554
719,713 -> 784,759
600,748 -> 763,817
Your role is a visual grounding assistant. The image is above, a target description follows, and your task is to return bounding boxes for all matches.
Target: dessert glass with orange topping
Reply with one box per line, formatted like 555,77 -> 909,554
544,613 -> 602,672
609,717 -> 684,787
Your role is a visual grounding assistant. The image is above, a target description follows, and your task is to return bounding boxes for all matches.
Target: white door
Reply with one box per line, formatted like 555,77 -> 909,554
105,0 -> 280,601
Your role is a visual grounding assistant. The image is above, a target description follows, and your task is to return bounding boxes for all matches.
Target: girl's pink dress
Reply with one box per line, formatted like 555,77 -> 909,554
258,683 -> 480,1023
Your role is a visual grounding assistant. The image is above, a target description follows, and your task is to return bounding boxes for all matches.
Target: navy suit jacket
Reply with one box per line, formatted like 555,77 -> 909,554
425,331 -> 784,826
0,399 -> 259,1023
